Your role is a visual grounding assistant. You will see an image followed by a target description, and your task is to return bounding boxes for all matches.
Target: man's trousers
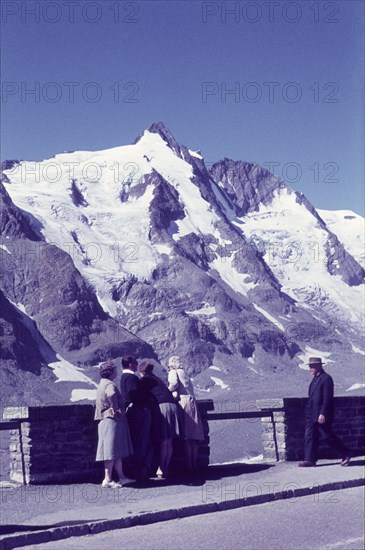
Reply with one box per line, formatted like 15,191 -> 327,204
304,419 -> 349,463
124,406 -> 152,478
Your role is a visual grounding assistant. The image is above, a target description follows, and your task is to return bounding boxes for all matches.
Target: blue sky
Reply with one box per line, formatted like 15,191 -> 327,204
1,0 -> 364,214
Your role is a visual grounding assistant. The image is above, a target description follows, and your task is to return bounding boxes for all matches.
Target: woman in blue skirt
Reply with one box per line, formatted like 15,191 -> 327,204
95,361 -> 133,488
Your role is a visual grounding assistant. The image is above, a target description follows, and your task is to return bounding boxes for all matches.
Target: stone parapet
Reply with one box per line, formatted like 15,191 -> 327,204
4,397 -> 363,483
4,400 -> 214,484
4,405 -> 99,484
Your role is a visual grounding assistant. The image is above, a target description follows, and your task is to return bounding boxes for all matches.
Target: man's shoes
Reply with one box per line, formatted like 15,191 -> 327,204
340,457 -> 351,467
298,461 -> 316,467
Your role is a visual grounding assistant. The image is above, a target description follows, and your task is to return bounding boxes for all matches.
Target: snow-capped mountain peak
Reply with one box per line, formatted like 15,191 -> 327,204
1,123 -> 364,404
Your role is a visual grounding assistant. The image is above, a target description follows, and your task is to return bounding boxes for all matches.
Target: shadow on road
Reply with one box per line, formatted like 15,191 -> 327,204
127,462 -> 274,488
315,458 -> 365,468
201,462 -> 273,478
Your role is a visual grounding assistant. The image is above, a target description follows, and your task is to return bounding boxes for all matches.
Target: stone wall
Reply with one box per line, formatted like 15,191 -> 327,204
4,405 -> 100,484
3,396 -> 364,483
257,396 -> 365,461
3,400 -> 214,484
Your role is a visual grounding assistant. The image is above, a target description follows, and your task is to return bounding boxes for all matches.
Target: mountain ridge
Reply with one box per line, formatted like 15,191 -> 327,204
1,123 -> 364,404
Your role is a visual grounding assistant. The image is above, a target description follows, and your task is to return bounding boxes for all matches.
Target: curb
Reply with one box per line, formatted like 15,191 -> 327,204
1,478 -> 364,549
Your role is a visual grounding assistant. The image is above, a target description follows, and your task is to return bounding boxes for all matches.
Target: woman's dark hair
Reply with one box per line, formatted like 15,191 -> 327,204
99,360 -> 116,379
138,361 -> 154,376
122,355 -> 138,369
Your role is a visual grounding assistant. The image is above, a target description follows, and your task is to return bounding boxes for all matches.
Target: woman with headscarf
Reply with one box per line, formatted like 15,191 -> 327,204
95,360 -> 133,488
168,356 -> 204,472
138,361 -> 179,479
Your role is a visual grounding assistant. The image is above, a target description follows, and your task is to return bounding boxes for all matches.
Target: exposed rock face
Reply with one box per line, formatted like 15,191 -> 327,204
1,123 -> 364,401
0,291 -> 64,406
210,159 -> 283,216
3,244 -> 153,356
323,232 -> 364,286
70,179 -> 88,208
318,209 -> 365,269
148,170 -> 185,243
0,291 -> 44,374
0,182 -> 40,241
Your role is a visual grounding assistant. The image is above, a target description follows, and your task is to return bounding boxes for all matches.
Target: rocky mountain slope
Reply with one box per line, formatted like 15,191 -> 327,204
1,123 -> 364,404
317,209 -> 365,269
0,184 -> 155,405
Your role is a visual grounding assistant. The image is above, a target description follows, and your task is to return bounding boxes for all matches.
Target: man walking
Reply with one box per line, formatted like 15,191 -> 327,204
299,357 -> 351,467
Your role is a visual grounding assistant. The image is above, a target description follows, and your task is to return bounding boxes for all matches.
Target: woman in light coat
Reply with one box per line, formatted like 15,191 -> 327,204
95,360 -> 133,488
168,356 -> 204,472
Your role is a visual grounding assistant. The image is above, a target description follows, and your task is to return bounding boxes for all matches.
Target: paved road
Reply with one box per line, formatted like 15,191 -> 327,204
26,486 -> 364,550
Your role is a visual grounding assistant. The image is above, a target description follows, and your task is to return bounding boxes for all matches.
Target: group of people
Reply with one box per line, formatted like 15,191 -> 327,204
94,356 -> 204,489
94,354 -> 352,489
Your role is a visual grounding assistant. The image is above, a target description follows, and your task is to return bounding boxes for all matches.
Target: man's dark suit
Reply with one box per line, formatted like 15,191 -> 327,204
120,371 -> 152,479
304,370 -> 349,463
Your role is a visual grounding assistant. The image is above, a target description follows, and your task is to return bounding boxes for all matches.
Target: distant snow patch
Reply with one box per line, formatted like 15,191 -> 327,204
346,383 -> 365,392
247,366 -> 259,374
246,356 -> 259,372
351,344 -> 365,356
70,389 -> 97,402
253,304 -> 285,331
210,376 -> 229,389
210,251 -> 257,297
7,298 -> 32,318
187,304 -> 216,316
48,355 -> 98,386
0,244 -> 11,254
188,149 -> 202,159
154,243 -> 172,256
209,365 -> 222,371
16,303 -> 27,314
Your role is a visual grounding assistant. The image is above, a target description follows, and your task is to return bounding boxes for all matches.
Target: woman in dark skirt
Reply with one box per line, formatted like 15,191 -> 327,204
95,361 -> 133,488
139,361 -> 179,479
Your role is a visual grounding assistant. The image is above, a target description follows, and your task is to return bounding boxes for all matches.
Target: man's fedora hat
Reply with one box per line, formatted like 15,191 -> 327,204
307,357 -> 325,367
